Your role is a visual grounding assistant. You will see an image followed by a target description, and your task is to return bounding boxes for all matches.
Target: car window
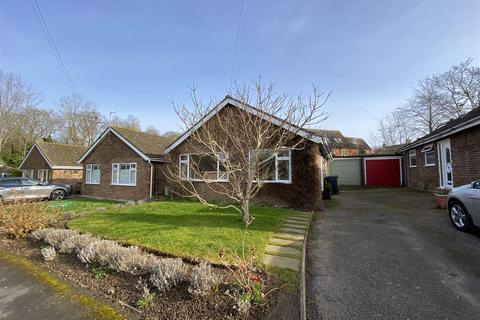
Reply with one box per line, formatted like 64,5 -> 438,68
473,181 -> 480,189
0,179 -> 21,187
21,179 -> 41,186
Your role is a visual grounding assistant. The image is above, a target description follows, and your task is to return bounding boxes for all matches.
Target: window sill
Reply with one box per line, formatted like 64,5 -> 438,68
85,182 -> 100,185
111,183 -> 137,187
424,164 -> 436,167
409,165 -> 417,168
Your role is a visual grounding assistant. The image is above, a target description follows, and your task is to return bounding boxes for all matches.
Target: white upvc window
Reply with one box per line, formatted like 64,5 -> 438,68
22,169 -> 34,179
111,163 -> 137,186
340,149 -> 348,156
252,148 -> 292,183
409,150 -> 417,167
38,169 -> 49,183
86,164 -> 101,184
179,154 -> 228,182
421,144 -> 436,167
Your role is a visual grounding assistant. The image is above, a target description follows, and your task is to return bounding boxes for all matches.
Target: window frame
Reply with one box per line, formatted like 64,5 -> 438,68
409,150 -> 417,168
85,164 -> 101,184
252,148 -> 292,184
340,149 -> 348,156
424,150 -> 436,167
22,169 -> 34,179
111,162 -> 137,186
179,154 -> 229,182
37,169 -> 49,183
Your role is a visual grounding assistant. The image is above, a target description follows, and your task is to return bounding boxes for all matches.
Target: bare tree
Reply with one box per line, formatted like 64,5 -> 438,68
144,125 -> 160,136
108,114 -> 141,131
0,71 -> 41,153
433,58 -> 480,118
56,94 -> 105,145
167,80 -> 329,225
17,107 -> 59,155
376,108 -> 416,147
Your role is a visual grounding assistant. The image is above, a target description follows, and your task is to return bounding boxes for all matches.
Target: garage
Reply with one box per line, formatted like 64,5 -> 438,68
328,158 -> 361,186
364,156 -> 402,187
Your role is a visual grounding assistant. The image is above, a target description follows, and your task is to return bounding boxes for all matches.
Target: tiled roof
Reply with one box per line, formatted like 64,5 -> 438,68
308,129 -> 371,151
35,142 -> 87,167
111,126 -> 176,157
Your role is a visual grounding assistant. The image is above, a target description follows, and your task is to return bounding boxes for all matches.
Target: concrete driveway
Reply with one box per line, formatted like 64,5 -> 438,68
306,187 -> 480,320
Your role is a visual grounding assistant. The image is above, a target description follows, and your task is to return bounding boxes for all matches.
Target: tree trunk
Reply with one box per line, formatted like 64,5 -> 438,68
240,199 -> 250,225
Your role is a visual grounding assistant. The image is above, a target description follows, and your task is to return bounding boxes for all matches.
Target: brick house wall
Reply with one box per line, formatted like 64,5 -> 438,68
405,125 -> 480,191
166,140 -> 324,210
19,146 -> 83,190
81,132 -> 152,201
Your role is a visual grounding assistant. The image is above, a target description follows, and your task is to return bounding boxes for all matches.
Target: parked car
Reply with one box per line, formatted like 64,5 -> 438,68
0,177 -> 72,203
448,180 -> 480,231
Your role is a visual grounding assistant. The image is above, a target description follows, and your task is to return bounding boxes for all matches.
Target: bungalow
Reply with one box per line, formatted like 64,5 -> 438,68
399,107 -> 480,191
78,126 -> 175,201
18,142 -> 87,190
163,96 -> 332,210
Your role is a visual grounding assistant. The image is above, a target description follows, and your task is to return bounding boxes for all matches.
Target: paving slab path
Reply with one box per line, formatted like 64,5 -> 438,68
263,211 -> 313,271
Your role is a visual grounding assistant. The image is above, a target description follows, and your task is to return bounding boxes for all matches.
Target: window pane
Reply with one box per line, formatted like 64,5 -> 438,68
112,168 -> 118,183
277,160 -> 289,181
277,150 -> 289,157
92,169 -> 100,183
130,169 -> 136,184
425,151 -> 435,165
256,150 -> 275,181
180,162 -> 188,179
190,154 -> 217,180
119,168 -> 130,184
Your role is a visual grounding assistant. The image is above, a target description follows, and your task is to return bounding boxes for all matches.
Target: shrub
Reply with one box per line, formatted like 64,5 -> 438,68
0,202 -> 61,238
41,246 -> 57,261
77,239 -> 116,265
149,258 -> 188,292
44,229 -> 78,248
58,234 -> 97,254
188,262 -> 219,296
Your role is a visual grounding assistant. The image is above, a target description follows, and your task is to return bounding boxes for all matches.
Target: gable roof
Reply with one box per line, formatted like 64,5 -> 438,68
399,107 -> 480,151
164,96 -> 332,159
308,129 -> 371,151
78,126 -> 175,163
19,142 -> 87,170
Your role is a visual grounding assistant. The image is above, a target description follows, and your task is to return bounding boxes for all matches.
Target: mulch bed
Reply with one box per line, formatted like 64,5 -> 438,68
0,235 -> 297,320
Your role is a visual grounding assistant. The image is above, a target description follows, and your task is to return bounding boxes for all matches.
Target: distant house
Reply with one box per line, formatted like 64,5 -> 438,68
399,107 -> 480,191
18,142 -> 87,190
77,126 -> 175,201
309,129 -> 372,156
0,163 -> 16,177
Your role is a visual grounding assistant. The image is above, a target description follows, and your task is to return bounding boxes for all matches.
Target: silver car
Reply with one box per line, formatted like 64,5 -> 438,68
0,177 -> 71,203
448,180 -> 480,232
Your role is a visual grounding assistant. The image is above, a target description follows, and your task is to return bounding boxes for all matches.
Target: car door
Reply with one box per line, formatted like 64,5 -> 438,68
0,179 -> 25,200
21,179 -> 52,199
466,181 -> 480,225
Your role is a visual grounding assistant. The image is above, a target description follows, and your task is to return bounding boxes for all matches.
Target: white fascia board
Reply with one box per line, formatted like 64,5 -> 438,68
399,118 -> 480,152
51,166 -> 83,170
78,127 -> 150,163
19,144 -> 53,169
165,98 -> 325,154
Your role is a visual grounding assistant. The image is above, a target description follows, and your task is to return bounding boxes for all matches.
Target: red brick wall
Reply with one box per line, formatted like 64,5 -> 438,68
405,125 -> 480,191
81,132 -> 151,201
166,140 -> 324,210
451,126 -> 480,186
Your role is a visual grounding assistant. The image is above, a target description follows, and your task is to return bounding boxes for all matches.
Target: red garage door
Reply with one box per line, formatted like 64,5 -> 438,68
364,157 -> 402,187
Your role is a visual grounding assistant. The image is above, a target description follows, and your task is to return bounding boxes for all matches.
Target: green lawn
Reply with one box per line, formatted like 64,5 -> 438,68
68,200 -> 298,264
50,197 -> 120,214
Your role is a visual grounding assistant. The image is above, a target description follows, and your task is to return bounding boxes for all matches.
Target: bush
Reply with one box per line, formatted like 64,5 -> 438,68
0,202 -> 61,238
188,262 -> 219,296
41,246 -> 57,261
58,234 -> 97,254
149,258 -> 188,292
44,229 -> 78,247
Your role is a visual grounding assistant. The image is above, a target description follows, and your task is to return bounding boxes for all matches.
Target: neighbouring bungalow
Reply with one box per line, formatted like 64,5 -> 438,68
399,107 -> 480,191
310,129 -> 372,156
77,126 -> 175,201
18,142 -> 87,191
163,96 -> 332,210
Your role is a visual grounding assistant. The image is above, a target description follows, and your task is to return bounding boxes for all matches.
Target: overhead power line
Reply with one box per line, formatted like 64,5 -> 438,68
230,0 -> 246,87
30,0 -> 80,97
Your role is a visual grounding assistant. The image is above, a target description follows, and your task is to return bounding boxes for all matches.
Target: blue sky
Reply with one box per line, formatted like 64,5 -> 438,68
1,0 -> 479,140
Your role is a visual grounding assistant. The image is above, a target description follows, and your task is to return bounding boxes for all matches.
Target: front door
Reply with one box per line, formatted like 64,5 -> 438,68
438,139 -> 453,188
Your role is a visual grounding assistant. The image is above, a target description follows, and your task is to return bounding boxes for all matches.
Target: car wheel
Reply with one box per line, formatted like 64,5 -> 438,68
50,189 -> 66,201
449,200 -> 473,232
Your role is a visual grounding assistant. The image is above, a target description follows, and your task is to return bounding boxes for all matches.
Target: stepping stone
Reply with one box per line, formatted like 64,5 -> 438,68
265,244 -> 301,256
269,237 -> 303,248
288,216 -> 310,222
274,233 -> 305,241
263,254 -> 300,271
283,223 -> 307,230
293,212 -> 312,217
280,227 -> 305,235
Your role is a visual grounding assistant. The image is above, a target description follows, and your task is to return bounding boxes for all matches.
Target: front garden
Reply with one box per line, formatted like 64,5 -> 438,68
0,198 -> 302,319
